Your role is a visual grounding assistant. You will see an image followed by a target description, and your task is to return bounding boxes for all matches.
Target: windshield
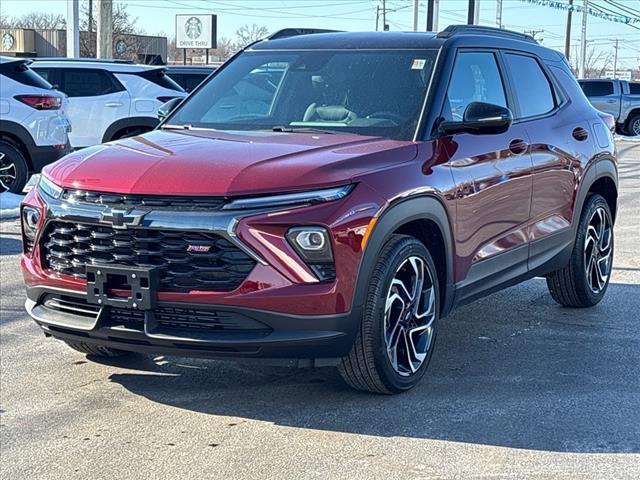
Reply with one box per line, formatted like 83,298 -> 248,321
166,49 -> 438,140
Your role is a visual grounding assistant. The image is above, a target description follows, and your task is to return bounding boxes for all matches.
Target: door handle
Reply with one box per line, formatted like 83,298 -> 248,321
572,127 -> 589,141
605,99 -> 616,104
508,139 -> 528,155
105,102 -> 123,108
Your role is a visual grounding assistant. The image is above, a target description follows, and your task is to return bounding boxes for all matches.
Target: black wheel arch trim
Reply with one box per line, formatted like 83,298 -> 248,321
352,194 -> 456,317
574,155 -> 618,228
0,120 -> 36,168
102,116 -> 159,143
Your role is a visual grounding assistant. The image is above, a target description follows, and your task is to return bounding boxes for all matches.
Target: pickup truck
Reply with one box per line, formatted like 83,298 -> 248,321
578,79 -> 640,136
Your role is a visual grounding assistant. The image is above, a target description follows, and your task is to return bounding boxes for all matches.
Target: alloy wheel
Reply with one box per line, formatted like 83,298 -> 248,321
583,206 -> 613,294
384,256 -> 436,376
0,152 -> 17,193
632,118 -> 640,137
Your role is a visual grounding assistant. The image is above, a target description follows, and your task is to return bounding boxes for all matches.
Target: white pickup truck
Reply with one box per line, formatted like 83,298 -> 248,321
579,79 -> 640,136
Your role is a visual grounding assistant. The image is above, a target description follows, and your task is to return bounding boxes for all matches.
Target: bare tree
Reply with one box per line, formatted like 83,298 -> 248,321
2,12 -> 66,29
211,37 -> 236,61
571,45 -> 614,78
235,24 -> 269,48
79,1 -> 143,58
0,12 -> 11,28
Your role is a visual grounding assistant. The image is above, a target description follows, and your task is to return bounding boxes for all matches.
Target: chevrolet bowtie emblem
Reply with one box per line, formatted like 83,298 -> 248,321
100,209 -> 147,229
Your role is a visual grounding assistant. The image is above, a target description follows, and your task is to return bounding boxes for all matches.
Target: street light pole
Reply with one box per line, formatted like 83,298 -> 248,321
97,0 -> 113,59
66,0 -> 79,58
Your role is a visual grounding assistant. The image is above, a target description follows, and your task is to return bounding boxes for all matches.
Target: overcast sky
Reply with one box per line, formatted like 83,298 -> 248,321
3,0 -> 640,69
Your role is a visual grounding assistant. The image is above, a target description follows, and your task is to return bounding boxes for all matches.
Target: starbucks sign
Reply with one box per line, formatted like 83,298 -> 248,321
176,14 -> 216,49
2,32 -> 15,51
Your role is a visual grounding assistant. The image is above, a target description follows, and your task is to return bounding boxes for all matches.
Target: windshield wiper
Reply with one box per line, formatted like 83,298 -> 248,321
162,124 -> 192,130
272,126 -> 342,135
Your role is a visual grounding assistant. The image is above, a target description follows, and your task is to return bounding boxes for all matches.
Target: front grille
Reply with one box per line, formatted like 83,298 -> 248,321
42,221 -> 256,292
109,306 -> 272,336
61,189 -> 226,211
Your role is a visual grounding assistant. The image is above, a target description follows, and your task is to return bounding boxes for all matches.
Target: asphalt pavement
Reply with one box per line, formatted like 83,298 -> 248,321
1,141 -> 639,479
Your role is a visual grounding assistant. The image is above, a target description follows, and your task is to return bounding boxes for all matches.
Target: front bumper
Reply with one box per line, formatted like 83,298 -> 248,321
26,287 -> 361,365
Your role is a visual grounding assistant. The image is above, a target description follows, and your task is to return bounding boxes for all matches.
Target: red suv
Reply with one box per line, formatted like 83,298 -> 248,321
21,26 -> 618,393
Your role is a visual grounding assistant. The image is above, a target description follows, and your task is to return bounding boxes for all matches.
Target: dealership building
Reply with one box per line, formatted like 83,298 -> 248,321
0,28 -> 167,64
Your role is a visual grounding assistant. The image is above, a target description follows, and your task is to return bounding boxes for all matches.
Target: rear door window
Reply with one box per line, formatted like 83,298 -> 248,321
60,68 -> 124,97
580,81 -> 614,97
504,53 -> 556,119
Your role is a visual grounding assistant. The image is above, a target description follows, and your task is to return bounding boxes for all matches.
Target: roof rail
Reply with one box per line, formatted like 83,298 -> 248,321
437,25 -> 537,44
30,57 -> 134,64
268,28 -> 342,40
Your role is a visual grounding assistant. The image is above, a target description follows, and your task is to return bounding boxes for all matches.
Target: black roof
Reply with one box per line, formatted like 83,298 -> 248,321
249,25 -> 562,62
251,31 -> 440,51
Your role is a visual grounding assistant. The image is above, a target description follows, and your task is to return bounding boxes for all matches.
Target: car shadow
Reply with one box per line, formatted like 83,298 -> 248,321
104,279 -> 640,454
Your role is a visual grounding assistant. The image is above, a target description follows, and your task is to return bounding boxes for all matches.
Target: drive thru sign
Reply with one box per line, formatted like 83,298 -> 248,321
176,14 -> 217,49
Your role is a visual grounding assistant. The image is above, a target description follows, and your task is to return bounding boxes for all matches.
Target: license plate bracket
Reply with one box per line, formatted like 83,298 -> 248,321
86,264 -> 159,310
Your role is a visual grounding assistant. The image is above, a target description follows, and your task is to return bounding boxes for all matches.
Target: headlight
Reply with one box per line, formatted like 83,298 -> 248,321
21,206 -> 40,253
222,185 -> 353,211
38,175 -> 63,199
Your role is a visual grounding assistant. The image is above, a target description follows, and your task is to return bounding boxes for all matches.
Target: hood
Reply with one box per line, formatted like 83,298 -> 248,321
43,129 -> 418,196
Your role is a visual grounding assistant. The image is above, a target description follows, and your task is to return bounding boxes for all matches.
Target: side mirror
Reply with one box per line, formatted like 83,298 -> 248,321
439,102 -> 513,136
158,97 -> 182,122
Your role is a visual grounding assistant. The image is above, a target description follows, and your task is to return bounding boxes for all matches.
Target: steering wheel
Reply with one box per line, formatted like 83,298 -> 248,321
366,111 -> 405,125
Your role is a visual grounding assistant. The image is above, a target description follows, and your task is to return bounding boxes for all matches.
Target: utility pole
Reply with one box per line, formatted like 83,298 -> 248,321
474,0 -> 480,25
612,38 -> 620,79
66,0 -> 79,58
565,0 -> 573,60
97,0 -> 113,59
413,0 -> 419,31
426,0 -> 435,31
433,0 -> 439,31
579,0 -> 588,78
525,29 -> 544,43
496,0 -> 503,28
382,0 -> 388,31
376,4 -> 380,31
88,0 -> 93,33
467,0 -> 476,25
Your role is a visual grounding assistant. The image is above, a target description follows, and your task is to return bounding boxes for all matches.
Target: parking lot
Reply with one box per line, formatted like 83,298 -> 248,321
0,140 -> 638,479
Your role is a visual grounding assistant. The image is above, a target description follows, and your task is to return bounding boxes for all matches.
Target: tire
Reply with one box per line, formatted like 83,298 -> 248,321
338,234 -> 439,394
111,127 -> 150,141
0,140 -> 28,194
64,341 -> 131,358
627,114 -> 640,137
546,193 -> 614,307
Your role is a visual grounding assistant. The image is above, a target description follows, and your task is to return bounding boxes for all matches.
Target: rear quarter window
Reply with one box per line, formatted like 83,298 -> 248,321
629,83 -> 640,95
135,69 -> 184,92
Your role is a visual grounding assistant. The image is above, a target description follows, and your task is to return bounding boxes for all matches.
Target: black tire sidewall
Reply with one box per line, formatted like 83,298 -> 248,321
573,194 -> 614,305
628,114 -> 640,137
370,236 -> 440,392
0,141 -> 28,194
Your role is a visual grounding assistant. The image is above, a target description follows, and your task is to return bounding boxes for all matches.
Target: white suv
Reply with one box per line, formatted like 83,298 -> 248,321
31,60 -> 186,149
0,57 -> 71,193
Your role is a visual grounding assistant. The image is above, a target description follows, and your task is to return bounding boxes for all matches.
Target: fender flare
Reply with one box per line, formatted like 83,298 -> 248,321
572,155 -> 618,230
351,194 -> 456,317
102,116 -> 159,143
0,120 -> 36,167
